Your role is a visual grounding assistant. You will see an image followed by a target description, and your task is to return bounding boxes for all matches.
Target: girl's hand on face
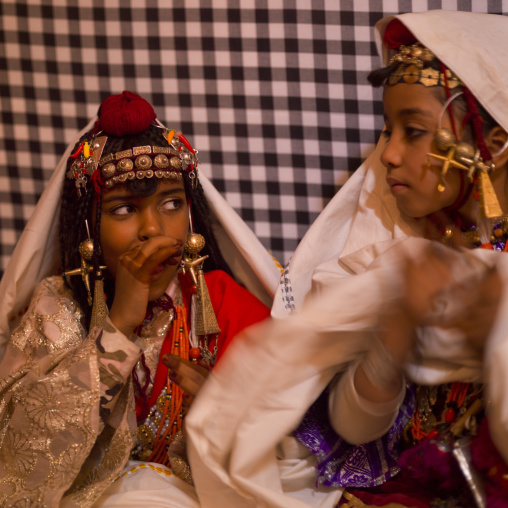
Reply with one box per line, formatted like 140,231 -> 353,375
108,236 -> 183,337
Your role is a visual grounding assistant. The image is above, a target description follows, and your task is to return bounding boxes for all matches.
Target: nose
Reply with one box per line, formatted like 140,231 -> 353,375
138,208 -> 164,241
380,134 -> 402,170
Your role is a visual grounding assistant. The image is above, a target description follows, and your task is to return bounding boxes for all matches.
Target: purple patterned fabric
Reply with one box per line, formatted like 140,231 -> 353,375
294,385 -> 415,488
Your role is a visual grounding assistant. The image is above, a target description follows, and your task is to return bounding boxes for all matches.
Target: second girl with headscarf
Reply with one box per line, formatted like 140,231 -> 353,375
186,11 -> 508,508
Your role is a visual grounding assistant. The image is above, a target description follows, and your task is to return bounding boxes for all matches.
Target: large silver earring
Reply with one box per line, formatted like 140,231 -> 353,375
63,220 -> 108,329
63,221 -> 95,305
180,208 -> 221,365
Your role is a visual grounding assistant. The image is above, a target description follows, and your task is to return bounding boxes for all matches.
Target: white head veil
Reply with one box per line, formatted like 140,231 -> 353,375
0,117 -> 281,359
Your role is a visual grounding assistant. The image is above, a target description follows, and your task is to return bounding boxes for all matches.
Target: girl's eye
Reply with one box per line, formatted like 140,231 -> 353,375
110,204 -> 134,216
161,198 -> 184,211
381,128 -> 391,140
405,126 -> 426,139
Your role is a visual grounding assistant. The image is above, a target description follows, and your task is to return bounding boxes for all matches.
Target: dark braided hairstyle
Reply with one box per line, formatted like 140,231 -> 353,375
59,155 -> 97,325
59,97 -> 232,329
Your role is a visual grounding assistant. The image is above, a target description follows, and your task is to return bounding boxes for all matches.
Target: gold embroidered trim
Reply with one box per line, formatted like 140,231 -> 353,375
118,463 -> 174,479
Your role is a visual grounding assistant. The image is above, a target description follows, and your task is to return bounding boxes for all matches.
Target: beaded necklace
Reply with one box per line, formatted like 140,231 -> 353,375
440,218 -> 508,250
133,276 -> 194,465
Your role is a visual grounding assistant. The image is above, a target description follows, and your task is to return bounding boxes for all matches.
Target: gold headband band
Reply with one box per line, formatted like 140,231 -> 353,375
99,145 -> 184,188
387,64 -> 463,88
67,129 -> 199,191
387,43 -> 463,88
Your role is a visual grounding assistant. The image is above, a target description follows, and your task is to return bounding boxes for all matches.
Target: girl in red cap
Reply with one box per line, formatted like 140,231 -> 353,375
0,91 -> 280,506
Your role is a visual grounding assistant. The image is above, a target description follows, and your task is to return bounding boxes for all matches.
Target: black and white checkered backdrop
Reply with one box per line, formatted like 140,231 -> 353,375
1,0 -> 507,275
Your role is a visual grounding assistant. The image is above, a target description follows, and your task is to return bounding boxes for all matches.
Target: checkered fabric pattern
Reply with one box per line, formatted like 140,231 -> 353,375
0,0 -> 506,275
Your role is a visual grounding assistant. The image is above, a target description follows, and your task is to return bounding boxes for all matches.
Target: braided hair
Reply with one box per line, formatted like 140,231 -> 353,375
59,96 -> 232,329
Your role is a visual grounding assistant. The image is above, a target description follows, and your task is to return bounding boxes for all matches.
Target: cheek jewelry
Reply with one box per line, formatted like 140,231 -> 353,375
428,91 -> 501,218
427,91 -> 508,246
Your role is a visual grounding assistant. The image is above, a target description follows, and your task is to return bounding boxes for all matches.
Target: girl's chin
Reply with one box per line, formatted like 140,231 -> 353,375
148,265 -> 179,301
394,198 -> 434,220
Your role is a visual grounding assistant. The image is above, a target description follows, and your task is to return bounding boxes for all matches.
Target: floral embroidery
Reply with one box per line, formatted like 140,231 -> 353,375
0,276 -> 139,506
1,428 -> 36,476
23,382 -> 76,430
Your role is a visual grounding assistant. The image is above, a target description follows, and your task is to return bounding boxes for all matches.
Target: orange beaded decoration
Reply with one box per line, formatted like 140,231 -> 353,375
189,347 -> 201,361
147,303 -> 189,465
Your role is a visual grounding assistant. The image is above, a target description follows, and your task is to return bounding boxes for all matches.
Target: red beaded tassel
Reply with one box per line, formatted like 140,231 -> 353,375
443,382 -> 469,424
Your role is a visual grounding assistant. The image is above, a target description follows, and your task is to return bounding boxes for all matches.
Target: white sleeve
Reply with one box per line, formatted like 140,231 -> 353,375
328,360 -> 405,445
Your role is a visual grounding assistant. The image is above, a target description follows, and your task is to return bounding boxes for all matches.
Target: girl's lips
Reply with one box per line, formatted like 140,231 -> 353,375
386,177 -> 409,195
150,250 -> 183,278
152,263 -> 167,276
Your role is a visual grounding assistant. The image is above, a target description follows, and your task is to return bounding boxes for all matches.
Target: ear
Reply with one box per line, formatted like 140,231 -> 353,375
485,126 -> 508,169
